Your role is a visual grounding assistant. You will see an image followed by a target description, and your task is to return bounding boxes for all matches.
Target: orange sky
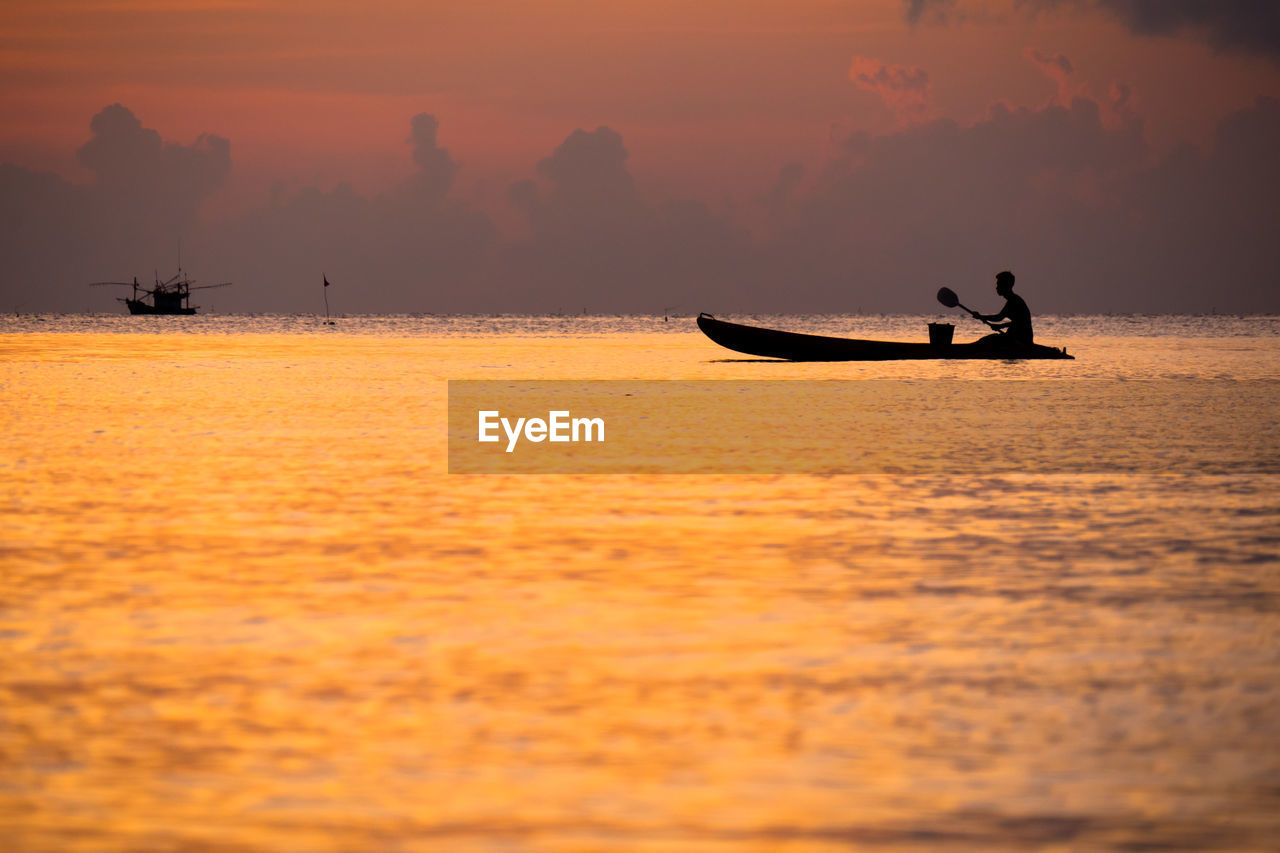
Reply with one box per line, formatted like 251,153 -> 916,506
3,1 -> 1280,315
4,0 -> 1278,219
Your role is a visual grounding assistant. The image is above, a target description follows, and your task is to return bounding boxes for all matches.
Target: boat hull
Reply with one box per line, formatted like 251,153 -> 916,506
697,314 -> 1073,361
126,299 -> 197,316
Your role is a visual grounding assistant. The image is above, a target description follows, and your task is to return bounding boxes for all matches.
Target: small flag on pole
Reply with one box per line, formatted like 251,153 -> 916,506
324,276 -> 330,287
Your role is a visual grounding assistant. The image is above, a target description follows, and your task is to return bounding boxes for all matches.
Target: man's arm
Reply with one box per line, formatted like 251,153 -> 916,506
971,303 -> 1010,322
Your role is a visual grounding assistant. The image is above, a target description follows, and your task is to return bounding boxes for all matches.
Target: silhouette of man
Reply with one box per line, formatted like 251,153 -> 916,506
972,270 -> 1033,345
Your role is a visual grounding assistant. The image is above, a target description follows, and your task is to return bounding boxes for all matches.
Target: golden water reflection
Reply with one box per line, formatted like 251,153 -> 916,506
2,331 -> 1279,851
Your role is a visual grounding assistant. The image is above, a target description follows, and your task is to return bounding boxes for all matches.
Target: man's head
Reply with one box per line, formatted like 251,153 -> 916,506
995,270 -> 1015,296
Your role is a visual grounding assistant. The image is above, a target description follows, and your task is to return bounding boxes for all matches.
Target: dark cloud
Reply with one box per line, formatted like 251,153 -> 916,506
0,164 -> 91,312
0,107 -> 497,313
903,0 -> 958,26
205,113 -> 496,313
503,127 -> 750,312
76,105 -> 163,185
407,113 -> 458,199
1092,0 -> 1280,60
77,104 -> 230,223
1008,1 -> 1280,61
1116,95 -> 1280,308
3,99 -> 1278,314
536,127 -> 636,203
766,162 -> 805,220
849,57 -> 933,124
908,1 -> 1280,61
756,97 -> 1148,312
759,93 -> 1280,313
510,126 -> 643,240
0,105 -> 229,311
1028,49 -> 1073,76
1022,49 -> 1081,105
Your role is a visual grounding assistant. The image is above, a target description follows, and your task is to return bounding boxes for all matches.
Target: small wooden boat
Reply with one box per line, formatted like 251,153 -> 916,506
697,313 -> 1073,361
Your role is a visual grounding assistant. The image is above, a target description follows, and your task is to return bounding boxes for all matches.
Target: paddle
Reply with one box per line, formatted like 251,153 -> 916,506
937,287 -> 998,327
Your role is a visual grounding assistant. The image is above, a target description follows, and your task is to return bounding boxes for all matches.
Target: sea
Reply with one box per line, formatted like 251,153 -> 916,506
2,313 -> 1278,852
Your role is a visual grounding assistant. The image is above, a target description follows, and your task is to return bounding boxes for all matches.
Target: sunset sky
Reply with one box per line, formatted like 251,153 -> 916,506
2,0 -> 1278,313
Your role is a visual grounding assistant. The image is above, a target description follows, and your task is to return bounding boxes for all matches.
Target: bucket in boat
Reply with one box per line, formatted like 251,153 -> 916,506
928,322 -> 954,345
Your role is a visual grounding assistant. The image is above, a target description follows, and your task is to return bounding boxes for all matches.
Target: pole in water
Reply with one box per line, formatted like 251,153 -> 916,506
323,275 -> 334,325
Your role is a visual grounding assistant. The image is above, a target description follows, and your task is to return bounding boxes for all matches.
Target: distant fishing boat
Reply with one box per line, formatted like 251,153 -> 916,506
91,269 -> 231,315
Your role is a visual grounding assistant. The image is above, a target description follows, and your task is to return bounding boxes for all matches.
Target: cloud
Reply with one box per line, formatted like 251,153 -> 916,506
407,113 -> 458,199
77,104 -> 230,223
1092,0 -> 1280,60
1027,48 -> 1073,77
0,105 -> 230,311
766,162 -> 805,220
903,0 -> 958,25
0,107 -> 499,313
1022,48 -> 1081,105
756,95 -> 1150,311
76,105 -> 163,186
1116,95 -> 1280,307
849,57 -> 933,125
1011,1 -> 1280,61
206,113 -> 496,313
514,126 -> 641,229
908,1 -> 1279,61
503,126 -> 751,311
1020,49 -> 1137,128
1108,80 -> 1133,112
759,90 -> 1280,313
4,97 -> 1279,315
503,127 -> 647,308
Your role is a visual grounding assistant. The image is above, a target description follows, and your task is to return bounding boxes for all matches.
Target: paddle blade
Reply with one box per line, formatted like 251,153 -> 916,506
937,287 -> 960,308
